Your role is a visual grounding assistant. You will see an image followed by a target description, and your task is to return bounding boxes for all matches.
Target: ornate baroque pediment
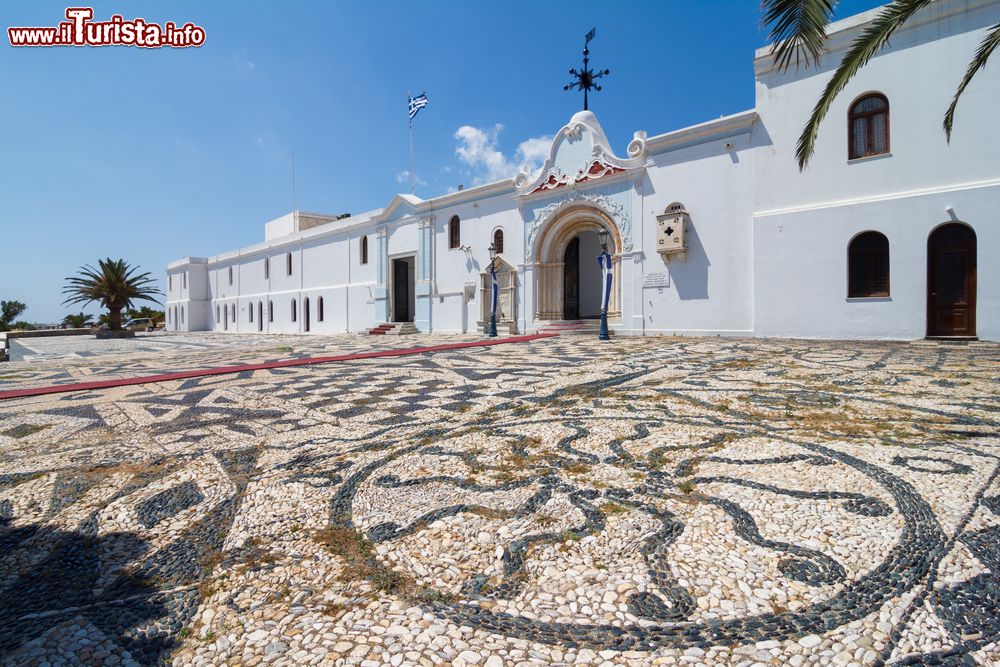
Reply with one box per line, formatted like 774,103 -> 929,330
513,110 -> 647,197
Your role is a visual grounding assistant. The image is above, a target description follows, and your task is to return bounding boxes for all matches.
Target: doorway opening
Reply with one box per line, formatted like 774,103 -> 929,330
391,256 -> 416,323
927,223 -> 976,337
562,231 -> 603,320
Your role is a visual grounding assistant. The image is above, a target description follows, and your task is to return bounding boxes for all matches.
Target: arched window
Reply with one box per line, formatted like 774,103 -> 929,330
360,236 -> 369,265
286,252 -> 293,276
849,94 -> 889,159
264,257 -> 270,279
493,229 -> 504,255
449,215 -> 461,249
268,301 -> 273,322
848,231 -> 890,297
291,299 -> 297,322
318,296 -> 325,322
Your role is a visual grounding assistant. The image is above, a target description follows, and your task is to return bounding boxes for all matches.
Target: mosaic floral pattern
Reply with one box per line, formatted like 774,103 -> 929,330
0,333 -> 998,666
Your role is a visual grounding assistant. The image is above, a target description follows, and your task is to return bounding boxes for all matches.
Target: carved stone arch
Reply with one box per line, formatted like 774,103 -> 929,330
531,203 -> 622,321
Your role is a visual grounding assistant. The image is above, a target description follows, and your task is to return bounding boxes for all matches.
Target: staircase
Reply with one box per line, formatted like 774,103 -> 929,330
537,320 -> 612,337
367,322 -> 418,336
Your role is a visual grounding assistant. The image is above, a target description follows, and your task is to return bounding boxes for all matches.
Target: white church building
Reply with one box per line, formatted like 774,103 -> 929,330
167,0 -> 999,341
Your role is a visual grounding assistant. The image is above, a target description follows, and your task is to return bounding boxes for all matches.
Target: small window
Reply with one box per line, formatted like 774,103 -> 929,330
249,304 -> 253,323
268,301 -> 273,322
291,299 -> 297,322
493,229 -> 504,255
169,274 -> 173,290
286,252 -> 293,276
180,306 -> 185,324
167,308 -> 171,323
849,94 -> 889,159
848,231 -> 890,297
183,272 -> 187,289
264,257 -> 270,279
360,236 -> 369,265
228,266 -> 233,285
215,305 -> 220,323
231,304 -> 236,321
318,296 -> 325,322
449,215 -> 461,249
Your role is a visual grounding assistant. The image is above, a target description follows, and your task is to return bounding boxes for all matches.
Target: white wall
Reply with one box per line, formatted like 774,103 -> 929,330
753,0 -> 1000,339
638,131 -> 757,335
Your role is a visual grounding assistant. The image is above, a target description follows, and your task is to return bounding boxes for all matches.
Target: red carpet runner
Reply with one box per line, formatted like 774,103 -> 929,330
0,334 -> 556,401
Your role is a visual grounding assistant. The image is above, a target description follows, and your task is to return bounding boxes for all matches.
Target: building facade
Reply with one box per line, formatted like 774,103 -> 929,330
167,0 -> 1000,341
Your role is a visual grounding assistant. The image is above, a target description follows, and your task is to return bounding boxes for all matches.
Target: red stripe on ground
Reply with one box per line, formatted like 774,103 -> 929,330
0,334 -> 557,401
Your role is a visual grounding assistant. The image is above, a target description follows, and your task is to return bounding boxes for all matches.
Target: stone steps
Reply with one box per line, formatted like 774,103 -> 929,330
367,322 -> 419,336
537,320 -> 613,336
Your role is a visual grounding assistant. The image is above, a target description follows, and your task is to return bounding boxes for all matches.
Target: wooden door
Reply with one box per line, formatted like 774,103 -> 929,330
927,224 -> 976,337
563,237 -> 580,320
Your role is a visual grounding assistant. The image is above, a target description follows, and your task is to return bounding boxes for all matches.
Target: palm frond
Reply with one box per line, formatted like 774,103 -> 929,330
763,0 -> 837,71
796,0 -> 934,169
944,22 -> 1000,141
62,258 -> 163,310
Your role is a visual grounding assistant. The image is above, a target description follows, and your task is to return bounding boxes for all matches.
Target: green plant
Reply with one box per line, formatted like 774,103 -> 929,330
62,258 -> 162,331
62,312 -> 94,328
0,300 -> 26,332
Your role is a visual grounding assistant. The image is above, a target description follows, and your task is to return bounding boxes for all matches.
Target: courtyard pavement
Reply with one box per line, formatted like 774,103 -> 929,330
0,332 -> 998,667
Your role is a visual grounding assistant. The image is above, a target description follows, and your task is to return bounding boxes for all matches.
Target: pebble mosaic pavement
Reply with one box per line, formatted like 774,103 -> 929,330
0,332 -> 998,667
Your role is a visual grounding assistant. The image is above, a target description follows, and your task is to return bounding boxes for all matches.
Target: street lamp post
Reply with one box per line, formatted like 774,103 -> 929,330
488,243 -> 498,338
597,229 -> 612,341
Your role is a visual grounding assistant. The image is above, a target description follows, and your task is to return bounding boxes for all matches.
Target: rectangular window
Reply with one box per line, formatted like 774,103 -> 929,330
183,272 -> 187,289
169,274 -> 173,290
287,253 -> 293,276
264,257 -> 270,279
228,266 -> 233,285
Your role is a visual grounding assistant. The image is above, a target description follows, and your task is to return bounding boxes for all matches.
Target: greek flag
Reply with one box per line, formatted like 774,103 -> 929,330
598,250 -> 613,314
408,93 -> 428,121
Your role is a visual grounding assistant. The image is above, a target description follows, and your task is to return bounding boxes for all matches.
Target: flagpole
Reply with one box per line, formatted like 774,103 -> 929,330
407,92 -> 416,194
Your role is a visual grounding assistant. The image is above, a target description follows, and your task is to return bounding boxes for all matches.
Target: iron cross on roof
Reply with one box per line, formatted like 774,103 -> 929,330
564,27 -> 610,111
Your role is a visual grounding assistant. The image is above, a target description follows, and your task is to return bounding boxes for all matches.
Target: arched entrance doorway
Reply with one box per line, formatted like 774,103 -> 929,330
562,231 -> 604,319
532,205 -> 621,321
927,223 -> 976,337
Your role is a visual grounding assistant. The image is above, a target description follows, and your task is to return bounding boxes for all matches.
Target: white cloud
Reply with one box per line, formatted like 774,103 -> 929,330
453,124 -> 552,185
396,170 -> 427,187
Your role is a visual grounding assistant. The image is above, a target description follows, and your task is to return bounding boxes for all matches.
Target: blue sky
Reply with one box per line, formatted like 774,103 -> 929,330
1,0 -> 885,323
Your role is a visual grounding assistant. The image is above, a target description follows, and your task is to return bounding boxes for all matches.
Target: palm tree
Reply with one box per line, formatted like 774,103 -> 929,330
763,0 -> 999,169
61,312 -> 94,329
63,258 -> 162,331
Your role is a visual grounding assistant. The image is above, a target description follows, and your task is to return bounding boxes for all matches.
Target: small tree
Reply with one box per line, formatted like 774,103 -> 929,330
62,259 -> 162,331
62,312 -> 94,328
0,300 -> 27,332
